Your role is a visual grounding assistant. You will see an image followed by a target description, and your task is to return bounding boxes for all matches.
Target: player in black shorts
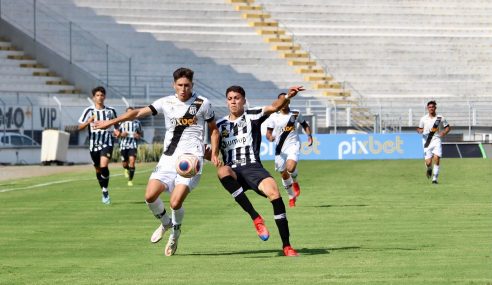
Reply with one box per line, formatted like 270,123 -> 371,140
117,107 -> 143,186
215,85 -> 304,256
78,86 -> 119,204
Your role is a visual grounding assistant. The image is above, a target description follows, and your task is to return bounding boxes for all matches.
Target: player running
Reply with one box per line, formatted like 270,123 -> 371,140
95,68 -> 220,256
216,85 -> 304,257
266,94 -> 313,207
78,86 -> 119,205
417,100 -> 450,184
117,107 -> 143,187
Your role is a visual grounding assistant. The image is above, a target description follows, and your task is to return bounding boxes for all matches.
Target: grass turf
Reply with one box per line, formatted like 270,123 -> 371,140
0,159 -> 491,284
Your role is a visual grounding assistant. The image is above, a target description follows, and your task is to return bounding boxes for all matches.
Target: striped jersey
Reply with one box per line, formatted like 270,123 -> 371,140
419,114 -> 449,143
118,120 -> 142,150
216,107 -> 269,167
78,105 -> 117,152
266,109 -> 306,155
149,93 -> 215,157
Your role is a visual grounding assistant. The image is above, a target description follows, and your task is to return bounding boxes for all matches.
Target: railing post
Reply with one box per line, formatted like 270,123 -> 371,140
33,0 -> 37,42
69,21 -> 72,63
129,57 -> 132,99
106,44 -> 109,88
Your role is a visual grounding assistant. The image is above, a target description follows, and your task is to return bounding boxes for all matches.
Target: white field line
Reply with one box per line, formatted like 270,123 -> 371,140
0,168 -> 154,193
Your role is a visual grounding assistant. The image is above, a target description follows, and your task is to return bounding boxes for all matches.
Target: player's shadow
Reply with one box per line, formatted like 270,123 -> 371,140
183,246 -> 358,257
312,204 -> 369,208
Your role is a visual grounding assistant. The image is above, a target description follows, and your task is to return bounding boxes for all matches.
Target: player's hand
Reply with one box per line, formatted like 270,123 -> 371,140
121,131 -> 128,138
113,129 -> 121,137
94,120 -> 113,130
307,136 -> 313,146
287,86 -> 305,99
268,136 -> 275,142
134,133 -> 141,140
211,154 -> 223,168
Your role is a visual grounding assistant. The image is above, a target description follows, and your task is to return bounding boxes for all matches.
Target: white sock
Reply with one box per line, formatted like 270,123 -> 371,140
282,177 -> 295,199
102,187 -> 108,193
433,165 -> 440,180
171,207 -> 184,239
146,198 -> 171,226
288,169 -> 298,182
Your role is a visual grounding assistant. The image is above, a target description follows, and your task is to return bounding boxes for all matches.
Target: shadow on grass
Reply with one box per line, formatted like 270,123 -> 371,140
182,246 -> 356,257
313,204 -> 369,208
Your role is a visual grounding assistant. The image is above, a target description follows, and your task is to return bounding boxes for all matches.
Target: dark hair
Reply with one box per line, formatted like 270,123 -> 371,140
92,86 -> 106,96
173,67 -> 194,82
427,100 -> 437,107
226,85 -> 246,98
126,106 -> 134,112
277,92 -> 287,99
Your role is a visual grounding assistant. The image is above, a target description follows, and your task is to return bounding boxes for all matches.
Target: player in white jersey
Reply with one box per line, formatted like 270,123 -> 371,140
95,68 -> 220,256
266,95 -> 313,207
117,107 -> 143,186
417,101 -> 450,184
78,86 -> 119,205
216,85 -> 304,257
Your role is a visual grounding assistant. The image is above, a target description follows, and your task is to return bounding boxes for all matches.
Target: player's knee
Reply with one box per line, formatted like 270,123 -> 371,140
100,167 -> 110,179
217,166 -> 234,179
169,200 -> 183,210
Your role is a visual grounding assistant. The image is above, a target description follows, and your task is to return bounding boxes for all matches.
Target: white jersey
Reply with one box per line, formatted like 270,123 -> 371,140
78,105 -> 117,152
216,107 -> 269,167
266,109 -> 306,155
119,120 -> 142,150
149,93 -> 215,156
418,114 -> 449,144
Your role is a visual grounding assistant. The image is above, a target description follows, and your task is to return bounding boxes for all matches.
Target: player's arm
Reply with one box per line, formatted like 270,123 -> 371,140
439,125 -> 450,137
266,128 -> 275,142
207,120 -> 222,167
263,86 -> 305,116
416,118 -> 424,134
95,107 -> 152,130
78,115 -> 94,131
300,121 -> 313,146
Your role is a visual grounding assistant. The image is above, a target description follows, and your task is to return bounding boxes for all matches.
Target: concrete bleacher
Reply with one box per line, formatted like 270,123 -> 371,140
0,38 -> 80,94
35,0 -> 321,100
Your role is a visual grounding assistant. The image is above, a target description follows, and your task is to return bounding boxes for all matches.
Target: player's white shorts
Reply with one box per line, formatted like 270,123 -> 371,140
149,153 -> 203,193
274,142 -> 300,172
423,139 -> 442,159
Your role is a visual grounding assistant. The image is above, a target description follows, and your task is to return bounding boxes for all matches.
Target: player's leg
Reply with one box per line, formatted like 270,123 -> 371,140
90,151 -> 105,191
99,148 -> 112,204
431,142 -> 442,183
121,149 -> 129,178
164,184 -> 190,256
424,147 -> 433,179
127,151 -> 136,186
285,159 -> 300,198
145,179 -> 173,243
276,154 -> 296,207
258,177 -> 298,256
217,166 -> 267,240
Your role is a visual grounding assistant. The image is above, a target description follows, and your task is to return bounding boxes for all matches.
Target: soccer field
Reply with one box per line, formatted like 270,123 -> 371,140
1,159 -> 491,284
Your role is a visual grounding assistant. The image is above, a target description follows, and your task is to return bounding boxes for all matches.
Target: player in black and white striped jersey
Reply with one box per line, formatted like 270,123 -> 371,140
78,86 -> 119,205
94,68 -> 221,256
266,95 -> 313,207
117,107 -> 143,187
216,85 -> 304,257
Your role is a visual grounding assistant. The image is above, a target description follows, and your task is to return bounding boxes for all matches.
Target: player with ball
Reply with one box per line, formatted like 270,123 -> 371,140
95,67 -> 220,256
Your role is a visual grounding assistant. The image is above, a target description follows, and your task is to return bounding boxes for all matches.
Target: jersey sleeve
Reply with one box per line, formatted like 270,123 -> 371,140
150,98 -> 166,116
201,98 -> 215,122
78,107 -> 93,124
265,116 -> 275,129
297,112 -> 306,125
418,117 -> 425,129
441,117 -> 449,128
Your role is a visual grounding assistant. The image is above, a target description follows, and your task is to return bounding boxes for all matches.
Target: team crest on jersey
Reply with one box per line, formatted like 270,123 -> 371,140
221,128 -> 229,137
189,105 -> 197,115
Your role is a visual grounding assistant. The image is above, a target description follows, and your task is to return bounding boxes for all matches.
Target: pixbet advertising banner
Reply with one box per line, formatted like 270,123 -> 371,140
260,133 -> 423,160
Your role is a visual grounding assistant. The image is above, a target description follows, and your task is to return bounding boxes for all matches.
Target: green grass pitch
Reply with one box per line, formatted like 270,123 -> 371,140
0,159 -> 491,284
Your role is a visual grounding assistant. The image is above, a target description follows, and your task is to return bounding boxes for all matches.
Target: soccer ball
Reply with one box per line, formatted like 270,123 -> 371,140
176,153 -> 201,178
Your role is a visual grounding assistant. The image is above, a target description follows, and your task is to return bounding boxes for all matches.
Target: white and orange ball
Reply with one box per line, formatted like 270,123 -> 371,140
176,153 -> 201,178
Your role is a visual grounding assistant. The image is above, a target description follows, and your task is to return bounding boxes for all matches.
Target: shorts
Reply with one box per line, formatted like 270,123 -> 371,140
149,153 -> 203,193
120,148 -> 137,162
90,146 -> 113,167
274,142 -> 300,172
233,162 -> 272,197
423,139 -> 442,159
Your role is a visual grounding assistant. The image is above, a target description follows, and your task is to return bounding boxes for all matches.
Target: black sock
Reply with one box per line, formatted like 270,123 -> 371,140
96,172 -> 104,188
100,167 -> 110,188
129,167 -> 135,181
219,176 -> 259,220
272,197 -> 290,248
